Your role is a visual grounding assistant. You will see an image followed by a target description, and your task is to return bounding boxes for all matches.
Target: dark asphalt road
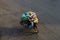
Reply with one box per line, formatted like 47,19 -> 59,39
0,0 -> 60,40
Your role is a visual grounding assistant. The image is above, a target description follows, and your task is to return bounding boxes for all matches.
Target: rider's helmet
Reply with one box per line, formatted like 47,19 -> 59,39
28,11 -> 33,15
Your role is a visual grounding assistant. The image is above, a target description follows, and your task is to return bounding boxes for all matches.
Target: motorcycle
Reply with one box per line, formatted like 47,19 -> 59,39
21,18 -> 39,33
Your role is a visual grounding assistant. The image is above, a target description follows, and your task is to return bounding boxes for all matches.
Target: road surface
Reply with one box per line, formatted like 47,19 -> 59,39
0,0 -> 60,40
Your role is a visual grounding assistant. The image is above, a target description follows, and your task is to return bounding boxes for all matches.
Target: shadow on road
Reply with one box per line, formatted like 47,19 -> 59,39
0,27 -> 40,40
0,27 -> 38,36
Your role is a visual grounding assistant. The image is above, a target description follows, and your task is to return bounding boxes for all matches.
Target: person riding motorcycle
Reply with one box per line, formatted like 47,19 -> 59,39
20,11 -> 39,32
28,11 -> 39,32
28,11 -> 38,25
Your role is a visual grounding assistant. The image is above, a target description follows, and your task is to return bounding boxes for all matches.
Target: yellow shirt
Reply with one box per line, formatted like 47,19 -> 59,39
34,17 -> 38,23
